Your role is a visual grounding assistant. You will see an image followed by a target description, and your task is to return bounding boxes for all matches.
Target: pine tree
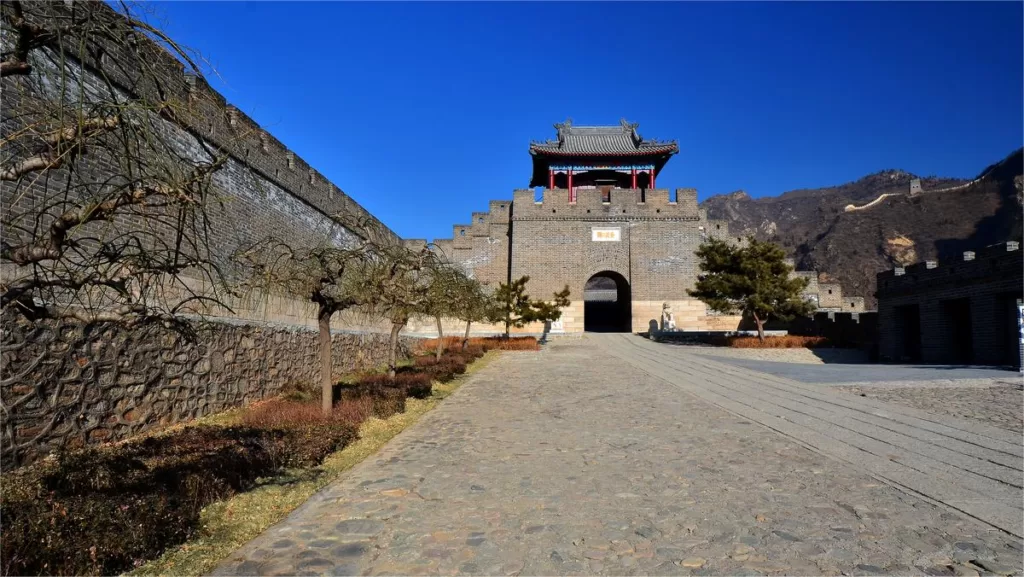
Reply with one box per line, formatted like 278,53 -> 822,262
490,276 -> 571,338
687,237 -> 813,341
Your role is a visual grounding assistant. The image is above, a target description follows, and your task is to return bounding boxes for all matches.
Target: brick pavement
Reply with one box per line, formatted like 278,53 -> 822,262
212,337 -> 1023,576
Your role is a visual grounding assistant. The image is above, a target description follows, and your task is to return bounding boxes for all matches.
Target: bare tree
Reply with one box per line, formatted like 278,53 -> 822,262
421,263 -> 467,360
354,241 -> 442,377
233,212 -> 386,414
450,274 -> 493,350
1,1 -> 233,331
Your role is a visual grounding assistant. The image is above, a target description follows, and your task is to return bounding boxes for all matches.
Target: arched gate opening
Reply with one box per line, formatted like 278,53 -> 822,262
583,271 -> 632,332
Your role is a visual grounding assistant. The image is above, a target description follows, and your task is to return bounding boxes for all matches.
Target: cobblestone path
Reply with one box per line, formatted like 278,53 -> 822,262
835,380 -> 1023,433
213,336 -> 1023,576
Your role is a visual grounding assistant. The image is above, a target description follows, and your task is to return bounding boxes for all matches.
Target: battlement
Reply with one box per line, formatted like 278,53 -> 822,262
23,1 -> 392,242
876,241 -> 1022,292
510,187 -> 701,220
435,197 -> 514,253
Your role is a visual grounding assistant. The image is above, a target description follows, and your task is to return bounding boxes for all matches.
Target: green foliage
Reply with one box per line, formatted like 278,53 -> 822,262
489,276 -> 571,337
687,237 -> 813,339
533,285 -> 571,326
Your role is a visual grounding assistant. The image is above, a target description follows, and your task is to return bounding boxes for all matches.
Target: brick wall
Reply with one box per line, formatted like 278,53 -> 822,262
0,2 -> 422,463
842,297 -> 866,312
435,187 -> 743,333
876,243 -> 1023,366
817,283 -> 844,310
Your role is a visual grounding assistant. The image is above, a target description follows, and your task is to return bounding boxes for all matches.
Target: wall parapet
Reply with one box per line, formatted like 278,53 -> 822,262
17,1 -> 393,243
509,187 -> 702,220
876,241 -> 1022,294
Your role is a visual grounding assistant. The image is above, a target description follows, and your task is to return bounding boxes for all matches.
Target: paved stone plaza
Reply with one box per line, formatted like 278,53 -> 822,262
214,336 -> 1024,576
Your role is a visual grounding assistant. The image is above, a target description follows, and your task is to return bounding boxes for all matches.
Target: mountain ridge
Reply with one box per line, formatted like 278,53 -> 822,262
701,148 -> 1024,308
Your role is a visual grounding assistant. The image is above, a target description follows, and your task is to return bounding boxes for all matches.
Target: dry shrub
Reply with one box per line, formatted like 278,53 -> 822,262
333,396 -> 374,424
484,336 -> 539,351
417,336 -> 464,353
418,336 -> 539,353
725,335 -> 831,349
240,399 -> 362,468
346,373 -> 433,400
0,396 -> 374,577
369,389 -> 406,418
336,383 -> 407,419
1,425 -> 289,577
414,355 -> 439,367
278,380 -> 320,403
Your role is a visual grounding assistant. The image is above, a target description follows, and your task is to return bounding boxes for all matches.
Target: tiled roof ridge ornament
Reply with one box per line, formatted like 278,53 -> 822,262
620,118 -> 639,134
554,118 -> 573,143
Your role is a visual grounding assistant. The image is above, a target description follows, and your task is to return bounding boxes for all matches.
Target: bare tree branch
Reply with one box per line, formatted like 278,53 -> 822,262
1,1 -> 231,332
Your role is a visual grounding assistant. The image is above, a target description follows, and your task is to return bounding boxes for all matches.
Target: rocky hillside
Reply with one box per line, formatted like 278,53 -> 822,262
702,149 -> 1024,308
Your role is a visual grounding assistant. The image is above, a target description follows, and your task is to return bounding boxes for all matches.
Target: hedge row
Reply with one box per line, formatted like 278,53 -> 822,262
418,335 -> 539,352
339,345 -> 488,402
718,335 -> 832,348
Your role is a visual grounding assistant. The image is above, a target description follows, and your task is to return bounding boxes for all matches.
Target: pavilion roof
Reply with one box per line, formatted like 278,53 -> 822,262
529,118 -> 679,157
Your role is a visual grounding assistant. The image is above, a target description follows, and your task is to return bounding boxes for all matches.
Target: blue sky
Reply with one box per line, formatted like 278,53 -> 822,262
148,1 -> 1023,241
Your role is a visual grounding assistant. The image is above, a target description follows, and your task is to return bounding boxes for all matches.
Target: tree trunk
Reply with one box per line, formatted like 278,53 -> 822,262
388,320 -> 405,378
753,312 -> 765,342
434,315 -> 444,361
504,316 -> 511,339
462,320 -> 471,350
318,306 -> 333,415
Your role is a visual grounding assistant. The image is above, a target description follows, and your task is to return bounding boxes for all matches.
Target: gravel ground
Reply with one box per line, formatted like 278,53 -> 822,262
835,379 -> 1024,433
678,346 -> 870,365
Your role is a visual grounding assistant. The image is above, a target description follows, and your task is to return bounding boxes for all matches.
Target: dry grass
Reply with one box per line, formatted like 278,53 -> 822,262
240,397 -> 372,430
129,350 -> 499,577
724,335 -> 831,349
418,335 -> 539,352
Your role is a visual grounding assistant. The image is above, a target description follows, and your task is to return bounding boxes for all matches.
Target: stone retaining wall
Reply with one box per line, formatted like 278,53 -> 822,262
1,315 -> 416,466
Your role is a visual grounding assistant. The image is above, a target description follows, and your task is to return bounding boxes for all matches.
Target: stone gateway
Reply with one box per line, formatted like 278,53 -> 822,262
427,119 -> 744,333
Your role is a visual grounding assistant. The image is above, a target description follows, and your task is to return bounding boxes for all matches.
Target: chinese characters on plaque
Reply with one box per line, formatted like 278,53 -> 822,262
591,227 -> 621,242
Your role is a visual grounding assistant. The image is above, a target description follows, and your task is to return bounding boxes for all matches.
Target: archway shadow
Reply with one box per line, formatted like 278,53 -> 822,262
584,271 -> 631,332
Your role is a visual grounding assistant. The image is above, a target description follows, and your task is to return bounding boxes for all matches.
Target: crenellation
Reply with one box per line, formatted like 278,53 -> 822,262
513,188 -> 536,206
704,219 -> 732,241
488,200 -> 512,223
511,187 -> 702,220
47,2 -> 390,240
878,241 -> 1022,291
876,241 -> 1023,365
905,261 -> 933,274
433,239 -> 455,259
452,225 -> 474,248
842,297 -> 866,312
818,283 -> 844,309
643,188 -> 671,206
675,188 -> 699,215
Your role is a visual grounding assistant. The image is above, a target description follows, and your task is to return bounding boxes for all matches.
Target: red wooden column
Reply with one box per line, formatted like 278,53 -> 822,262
631,168 -> 637,189
650,170 -> 656,189
549,169 -> 554,189
567,168 -> 574,202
